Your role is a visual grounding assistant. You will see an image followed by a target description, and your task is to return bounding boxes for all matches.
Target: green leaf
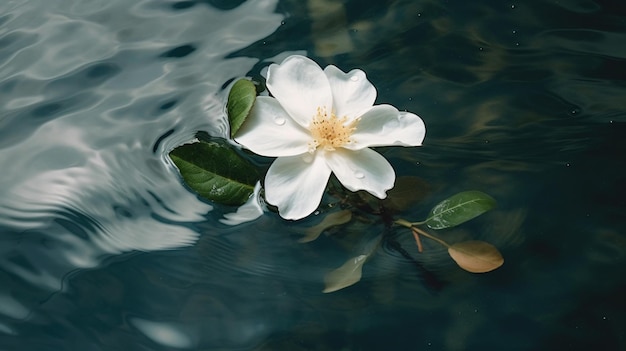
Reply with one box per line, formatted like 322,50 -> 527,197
323,255 -> 368,293
227,79 -> 256,138
169,140 -> 259,206
425,190 -> 496,229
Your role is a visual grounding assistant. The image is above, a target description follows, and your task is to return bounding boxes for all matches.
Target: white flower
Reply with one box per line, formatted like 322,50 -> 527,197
235,55 -> 426,220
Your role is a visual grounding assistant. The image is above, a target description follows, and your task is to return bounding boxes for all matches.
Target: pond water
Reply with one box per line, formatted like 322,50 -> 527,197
1,0 -> 624,350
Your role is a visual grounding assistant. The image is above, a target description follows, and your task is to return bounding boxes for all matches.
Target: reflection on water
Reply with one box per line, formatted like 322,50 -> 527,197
0,0 -> 283,346
1,0 -> 625,350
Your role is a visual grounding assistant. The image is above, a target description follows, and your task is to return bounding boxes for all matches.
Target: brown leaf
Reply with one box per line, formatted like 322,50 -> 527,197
448,240 -> 504,273
323,255 -> 368,293
299,210 -> 352,243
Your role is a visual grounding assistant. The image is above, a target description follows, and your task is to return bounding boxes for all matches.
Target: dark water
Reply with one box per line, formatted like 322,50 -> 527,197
1,0 -> 624,350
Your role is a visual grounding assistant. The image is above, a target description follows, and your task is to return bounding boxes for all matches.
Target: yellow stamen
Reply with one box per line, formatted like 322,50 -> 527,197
308,106 -> 358,152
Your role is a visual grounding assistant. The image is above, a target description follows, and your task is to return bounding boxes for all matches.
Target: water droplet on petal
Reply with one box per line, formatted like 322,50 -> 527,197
354,171 -> 365,179
274,116 -> 286,125
350,75 -> 359,82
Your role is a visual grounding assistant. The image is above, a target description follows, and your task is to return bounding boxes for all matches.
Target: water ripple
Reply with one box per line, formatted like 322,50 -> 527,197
0,0 -> 284,327
1,0 -> 624,349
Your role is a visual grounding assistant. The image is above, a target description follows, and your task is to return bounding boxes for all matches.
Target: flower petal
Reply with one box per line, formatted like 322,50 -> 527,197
345,105 -> 426,150
264,153 -> 332,220
325,148 -> 395,199
324,65 -> 376,120
266,55 -> 333,127
234,96 -> 312,157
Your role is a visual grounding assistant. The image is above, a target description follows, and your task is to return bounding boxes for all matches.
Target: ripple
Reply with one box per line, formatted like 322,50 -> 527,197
0,30 -> 40,70
131,319 -> 193,349
1,0 -> 624,349
0,0 -> 284,327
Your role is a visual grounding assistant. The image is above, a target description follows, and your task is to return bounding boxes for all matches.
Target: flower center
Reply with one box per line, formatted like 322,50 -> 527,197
308,106 -> 357,152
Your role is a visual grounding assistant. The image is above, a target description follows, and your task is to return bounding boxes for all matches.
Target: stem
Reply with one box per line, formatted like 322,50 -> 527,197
411,226 -> 450,248
412,229 -> 424,253
394,218 -> 413,228
396,218 -> 450,248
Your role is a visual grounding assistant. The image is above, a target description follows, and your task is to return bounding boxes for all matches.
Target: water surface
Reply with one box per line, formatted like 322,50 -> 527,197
1,0 -> 624,350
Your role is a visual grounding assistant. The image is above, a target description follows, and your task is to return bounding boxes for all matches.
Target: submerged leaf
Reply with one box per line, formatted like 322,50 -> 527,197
448,241 -> 504,273
169,140 -> 259,206
299,210 -> 352,243
383,176 -> 429,211
323,255 -> 368,293
227,79 -> 256,138
426,190 -> 496,229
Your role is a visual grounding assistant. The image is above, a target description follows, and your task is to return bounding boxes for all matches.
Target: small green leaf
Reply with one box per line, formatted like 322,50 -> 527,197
323,255 -> 368,293
169,140 -> 259,206
227,79 -> 256,138
425,190 -> 496,229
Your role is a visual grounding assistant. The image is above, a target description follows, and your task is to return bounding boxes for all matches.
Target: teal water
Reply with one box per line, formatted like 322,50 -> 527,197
1,0 -> 624,350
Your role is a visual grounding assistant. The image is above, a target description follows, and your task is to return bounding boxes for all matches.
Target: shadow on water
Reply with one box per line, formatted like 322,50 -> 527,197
0,0 -> 625,350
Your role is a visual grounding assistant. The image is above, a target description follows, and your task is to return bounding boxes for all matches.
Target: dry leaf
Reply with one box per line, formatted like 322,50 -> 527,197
299,210 -> 352,243
323,255 -> 368,293
448,240 -> 504,273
